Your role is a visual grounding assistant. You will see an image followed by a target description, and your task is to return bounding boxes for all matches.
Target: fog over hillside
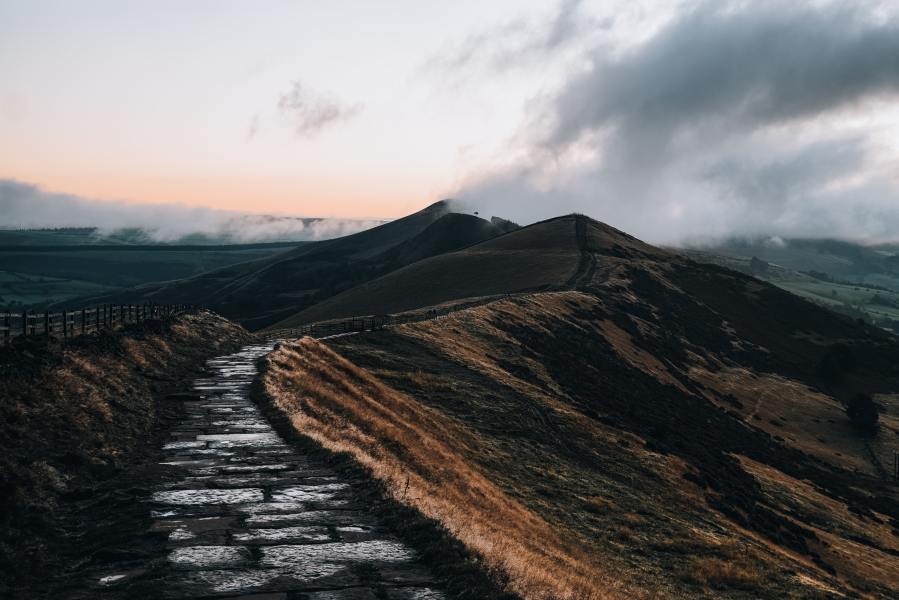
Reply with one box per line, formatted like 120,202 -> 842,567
447,1 -> 899,245
0,180 -> 384,243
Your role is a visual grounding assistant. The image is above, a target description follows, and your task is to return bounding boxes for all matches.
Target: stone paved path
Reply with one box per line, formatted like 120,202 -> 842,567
121,342 -> 444,600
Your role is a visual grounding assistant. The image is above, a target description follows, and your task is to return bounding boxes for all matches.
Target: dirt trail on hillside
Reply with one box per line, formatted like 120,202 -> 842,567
72,343 -> 444,599
565,216 -> 597,290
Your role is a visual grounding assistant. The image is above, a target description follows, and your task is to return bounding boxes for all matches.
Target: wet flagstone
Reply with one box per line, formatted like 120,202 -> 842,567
98,343 -> 445,599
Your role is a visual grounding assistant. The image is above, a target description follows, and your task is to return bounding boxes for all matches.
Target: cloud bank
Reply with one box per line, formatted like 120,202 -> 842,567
0,180 -> 383,243
450,1 -> 899,244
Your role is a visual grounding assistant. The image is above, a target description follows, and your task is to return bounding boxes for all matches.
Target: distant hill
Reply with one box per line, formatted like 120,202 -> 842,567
270,214 -> 663,328
73,201 -> 521,330
689,237 -> 899,291
683,242 -> 899,333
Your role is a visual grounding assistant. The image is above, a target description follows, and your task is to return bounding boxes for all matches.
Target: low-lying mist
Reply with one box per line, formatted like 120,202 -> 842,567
0,180 -> 384,244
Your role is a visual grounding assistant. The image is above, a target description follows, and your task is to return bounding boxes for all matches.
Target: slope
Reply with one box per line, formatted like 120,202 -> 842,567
270,214 -> 665,329
75,201 -> 456,329
259,215 -> 899,598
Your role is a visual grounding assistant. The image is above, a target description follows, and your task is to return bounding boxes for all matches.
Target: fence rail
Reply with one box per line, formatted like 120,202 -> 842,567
262,294 -> 514,342
1,303 -> 199,346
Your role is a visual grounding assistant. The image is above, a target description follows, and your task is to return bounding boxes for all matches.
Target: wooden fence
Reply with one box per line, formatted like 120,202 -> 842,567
262,315 -> 395,341
1,303 -> 198,346
260,295 -> 509,342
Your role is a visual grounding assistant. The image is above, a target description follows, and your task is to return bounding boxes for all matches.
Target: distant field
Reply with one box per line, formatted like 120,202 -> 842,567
683,249 -> 899,331
0,271 -> 116,307
691,237 -> 899,291
0,241 -> 301,307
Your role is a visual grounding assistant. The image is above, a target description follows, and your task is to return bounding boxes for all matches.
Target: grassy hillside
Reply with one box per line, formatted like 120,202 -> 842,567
691,237 -> 899,291
269,215 -> 589,328
683,249 -> 899,332
259,216 -> 899,599
81,202 -> 521,330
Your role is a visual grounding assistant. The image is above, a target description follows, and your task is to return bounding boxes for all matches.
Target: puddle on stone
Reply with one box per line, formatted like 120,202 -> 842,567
152,488 -> 264,505
386,589 -> 448,600
237,501 -> 308,515
163,441 -> 207,450
260,541 -> 415,567
197,433 -> 279,442
232,526 -> 332,544
220,463 -> 291,473
169,546 -> 252,570
245,511 -> 370,527
270,483 -> 349,503
173,564 -> 347,595
169,526 -> 197,541
98,574 -> 127,586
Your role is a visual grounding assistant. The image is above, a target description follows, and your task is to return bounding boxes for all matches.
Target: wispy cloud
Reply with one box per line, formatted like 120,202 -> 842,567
0,180 -> 383,243
418,0 -> 604,88
277,81 -> 363,138
246,114 -> 261,141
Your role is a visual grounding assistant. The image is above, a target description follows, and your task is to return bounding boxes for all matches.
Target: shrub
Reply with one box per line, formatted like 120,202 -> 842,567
680,557 -> 763,590
816,343 -> 856,384
846,393 -> 878,432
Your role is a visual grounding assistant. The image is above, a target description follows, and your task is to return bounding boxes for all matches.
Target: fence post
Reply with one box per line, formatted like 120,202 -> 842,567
3,306 -> 9,347
44,310 -> 50,340
62,309 -> 68,343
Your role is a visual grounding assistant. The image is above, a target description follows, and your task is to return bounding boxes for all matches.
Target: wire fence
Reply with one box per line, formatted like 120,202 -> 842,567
1,303 -> 199,346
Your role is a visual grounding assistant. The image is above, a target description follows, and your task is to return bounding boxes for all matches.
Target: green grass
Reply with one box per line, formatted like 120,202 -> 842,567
778,280 -> 899,318
0,245 -> 297,308
681,249 -> 899,332
0,271 -> 116,307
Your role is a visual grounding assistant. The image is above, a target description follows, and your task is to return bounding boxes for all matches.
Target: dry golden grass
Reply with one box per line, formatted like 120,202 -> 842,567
680,557 -> 764,590
691,365 -> 887,475
735,454 -> 899,592
263,290 -> 899,598
263,338 -> 632,600
0,311 -> 250,510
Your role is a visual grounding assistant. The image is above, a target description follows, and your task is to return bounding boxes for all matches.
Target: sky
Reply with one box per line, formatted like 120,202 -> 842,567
3,0 -> 899,244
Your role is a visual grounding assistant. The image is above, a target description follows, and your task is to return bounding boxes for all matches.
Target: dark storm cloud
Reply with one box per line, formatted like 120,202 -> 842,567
454,1 -> 899,244
277,81 -> 362,138
546,2 -> 899,153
